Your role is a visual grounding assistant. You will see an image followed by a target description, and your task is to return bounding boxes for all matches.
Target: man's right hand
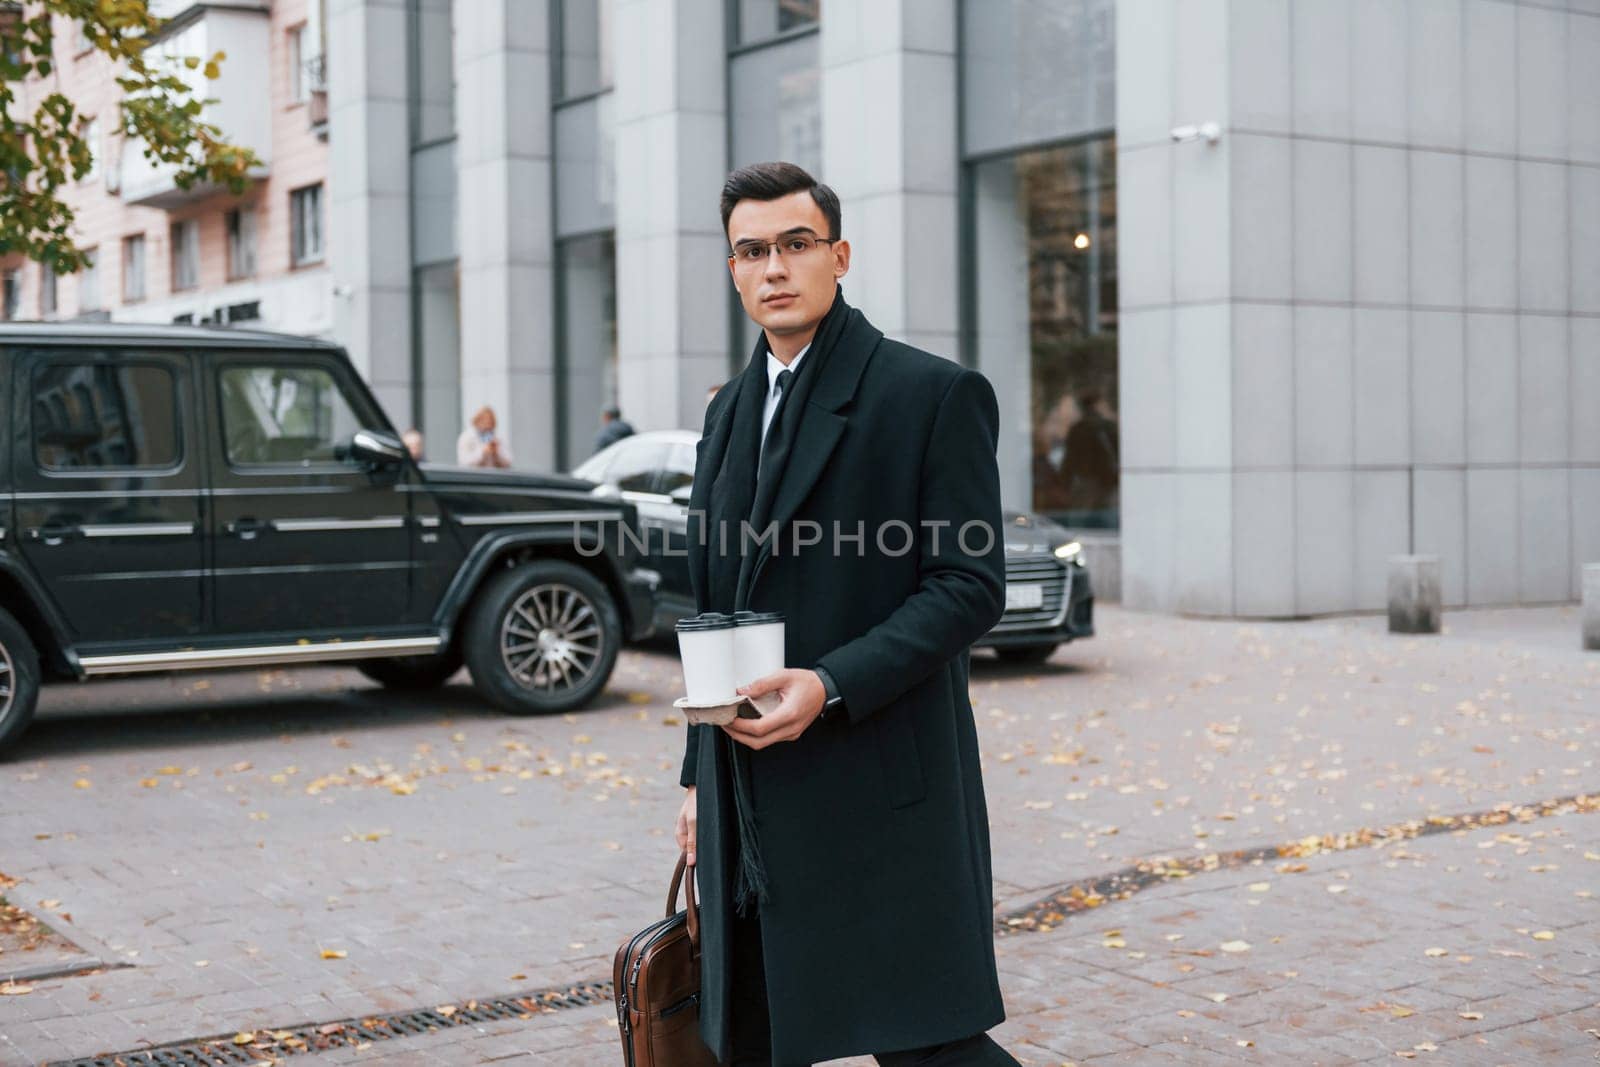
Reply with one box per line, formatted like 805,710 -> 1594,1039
675,786 -> 697,865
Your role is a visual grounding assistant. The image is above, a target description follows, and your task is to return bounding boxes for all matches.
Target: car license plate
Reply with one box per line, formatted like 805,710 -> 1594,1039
1004,583 -> 1044,611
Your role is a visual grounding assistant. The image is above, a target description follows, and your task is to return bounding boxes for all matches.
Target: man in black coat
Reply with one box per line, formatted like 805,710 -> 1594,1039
674,162 -> 1020,1066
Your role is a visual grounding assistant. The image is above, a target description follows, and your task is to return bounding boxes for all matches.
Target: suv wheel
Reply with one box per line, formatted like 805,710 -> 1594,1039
358,648 -> 464,691
0,607 -> 42,758
463,560 -> 620,715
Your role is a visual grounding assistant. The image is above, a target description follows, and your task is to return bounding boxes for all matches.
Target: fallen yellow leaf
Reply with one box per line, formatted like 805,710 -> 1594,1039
232,1033 -> 254,1045
1424,947 -> 1448,957
320,948 -> 347,960
1532,930 -> 1555,941
1220,940 -> 1251,953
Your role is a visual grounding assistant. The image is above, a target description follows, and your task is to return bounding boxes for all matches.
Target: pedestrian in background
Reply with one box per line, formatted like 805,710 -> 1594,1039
456,406 -> 512,468
593,404 -> 635,455
401,428 -> 425,462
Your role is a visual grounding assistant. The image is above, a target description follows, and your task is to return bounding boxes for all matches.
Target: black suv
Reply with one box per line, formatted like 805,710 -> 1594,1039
0,324 -> 656,755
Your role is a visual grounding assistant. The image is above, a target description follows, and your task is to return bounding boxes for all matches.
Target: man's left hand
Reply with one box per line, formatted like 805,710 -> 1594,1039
722,669 -> 826,750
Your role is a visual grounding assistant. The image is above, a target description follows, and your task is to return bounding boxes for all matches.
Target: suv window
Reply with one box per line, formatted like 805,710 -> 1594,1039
32,362 -> 180,471
607,439 -> 667,494
660,443 -> 695,496
220,365 -> 361,467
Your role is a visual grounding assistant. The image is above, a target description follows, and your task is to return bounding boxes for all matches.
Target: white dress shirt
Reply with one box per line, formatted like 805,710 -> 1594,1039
761,343 -> 810,445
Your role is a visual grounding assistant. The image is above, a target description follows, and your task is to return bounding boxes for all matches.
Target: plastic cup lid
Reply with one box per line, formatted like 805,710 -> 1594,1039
676,612 -> 736,632
731,611 -> 785,625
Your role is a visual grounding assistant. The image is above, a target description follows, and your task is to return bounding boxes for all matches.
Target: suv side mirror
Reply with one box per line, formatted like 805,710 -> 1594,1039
669,483 -> 693,504
350,428 -> 408,467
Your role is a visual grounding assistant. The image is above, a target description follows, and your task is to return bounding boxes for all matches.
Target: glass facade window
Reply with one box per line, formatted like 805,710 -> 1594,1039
961,0 -> 1114,158
557,0 -> 614,100
2,270 -> 17,320
411,0 -> 455,143
414,262 -> 460,462
554,96 -> 615,239
557,234 -> 618,470
728,32 -> 820,174
728,29 -> 822,360
736,0 -> 819,45
972,137 -> 1118,528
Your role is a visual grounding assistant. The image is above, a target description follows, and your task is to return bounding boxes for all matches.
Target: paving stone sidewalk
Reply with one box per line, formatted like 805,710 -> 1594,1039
0,604 -> 1595,1065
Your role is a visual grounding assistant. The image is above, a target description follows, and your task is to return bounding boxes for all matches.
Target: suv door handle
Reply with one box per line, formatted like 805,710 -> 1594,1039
226,517 -> 268,540
28,522 -> 79,546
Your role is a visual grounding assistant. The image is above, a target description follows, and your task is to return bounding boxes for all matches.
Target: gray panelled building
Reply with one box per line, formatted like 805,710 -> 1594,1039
327,0 -> 1600,618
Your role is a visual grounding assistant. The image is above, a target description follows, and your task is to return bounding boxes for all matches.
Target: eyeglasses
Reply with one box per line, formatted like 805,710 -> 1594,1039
728,233 -> 838,270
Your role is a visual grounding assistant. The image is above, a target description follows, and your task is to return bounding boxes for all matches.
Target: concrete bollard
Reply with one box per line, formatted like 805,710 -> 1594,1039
1388,555 -> 1441,635
1584,564 -> 1600,652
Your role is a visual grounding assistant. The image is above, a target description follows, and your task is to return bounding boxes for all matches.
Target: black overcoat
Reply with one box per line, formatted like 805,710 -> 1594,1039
679,291 -> 1009,1065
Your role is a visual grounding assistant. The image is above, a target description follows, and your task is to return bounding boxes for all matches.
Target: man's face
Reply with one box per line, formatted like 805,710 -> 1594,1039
726,190 -> 850,340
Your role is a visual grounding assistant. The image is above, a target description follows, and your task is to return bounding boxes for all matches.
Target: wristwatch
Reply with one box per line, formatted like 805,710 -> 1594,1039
813,665 -> 845,722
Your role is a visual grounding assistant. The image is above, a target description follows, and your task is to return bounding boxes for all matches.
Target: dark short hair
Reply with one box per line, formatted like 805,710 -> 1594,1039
720,162 -> 841,242
603,404 -> 622,419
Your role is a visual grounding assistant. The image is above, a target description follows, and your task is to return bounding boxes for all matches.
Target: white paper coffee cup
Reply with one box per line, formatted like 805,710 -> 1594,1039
732,611 -> 785,690
675,613 -> 738,704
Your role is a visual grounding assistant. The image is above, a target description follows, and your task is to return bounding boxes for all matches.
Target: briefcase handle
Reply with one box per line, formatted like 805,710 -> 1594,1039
666,851 -> 700,948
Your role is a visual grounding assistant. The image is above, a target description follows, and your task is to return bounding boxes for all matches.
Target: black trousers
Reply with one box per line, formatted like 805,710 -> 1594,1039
728,903 -> 1020,1067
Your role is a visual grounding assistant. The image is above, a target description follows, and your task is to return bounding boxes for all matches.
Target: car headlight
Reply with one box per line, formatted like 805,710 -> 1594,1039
1053,540 -> 1082,562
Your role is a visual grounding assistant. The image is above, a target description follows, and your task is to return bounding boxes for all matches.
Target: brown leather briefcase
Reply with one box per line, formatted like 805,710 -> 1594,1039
613,853 -> 719,1067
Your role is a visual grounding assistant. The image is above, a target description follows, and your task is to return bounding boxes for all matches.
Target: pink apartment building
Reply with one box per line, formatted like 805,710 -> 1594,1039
0,0 -> 332,337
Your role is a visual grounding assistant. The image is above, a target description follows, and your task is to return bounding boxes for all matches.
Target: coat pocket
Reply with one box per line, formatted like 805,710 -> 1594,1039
871,704 -> 926,809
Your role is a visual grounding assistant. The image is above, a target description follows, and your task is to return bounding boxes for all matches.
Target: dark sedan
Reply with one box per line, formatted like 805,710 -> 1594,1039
572,430 -> 1093,663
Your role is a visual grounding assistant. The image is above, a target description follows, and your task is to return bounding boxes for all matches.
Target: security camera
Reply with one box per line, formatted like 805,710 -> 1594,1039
1170,122 -> 1222,145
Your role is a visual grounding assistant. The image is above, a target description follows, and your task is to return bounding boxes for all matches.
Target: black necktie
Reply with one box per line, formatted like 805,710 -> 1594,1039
758,368 -> 793,477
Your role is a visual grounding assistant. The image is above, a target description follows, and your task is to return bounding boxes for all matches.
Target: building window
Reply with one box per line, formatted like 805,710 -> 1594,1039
79,247 -> 100,311
411,0 -> 456,142
291,184 -> 325,265
123,234 -> 146,302
289,23 -> 311,102
2,271 -> 18,321
171,219 -> 200,291
226,207 -> 258,279
557,0 -> 613,100
556,234 -> 617,469
971,137 -> 1119,529
123,231 -> 148,300
80,116 -> 100,183
735,0 -> 819,45
41,265 -> 58,316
